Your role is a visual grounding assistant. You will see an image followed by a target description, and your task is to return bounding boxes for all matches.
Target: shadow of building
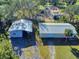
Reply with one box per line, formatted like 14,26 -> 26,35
41,38 -> 79,46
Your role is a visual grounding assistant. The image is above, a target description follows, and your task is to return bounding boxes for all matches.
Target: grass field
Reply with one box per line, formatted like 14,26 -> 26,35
24,40 -> 79,59
55,46 -> 79,59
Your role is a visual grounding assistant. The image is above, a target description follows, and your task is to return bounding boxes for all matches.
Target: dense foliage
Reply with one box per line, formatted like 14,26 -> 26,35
0,0 -> 79,59
0,36 -> 19,59
64,29 -> 73,37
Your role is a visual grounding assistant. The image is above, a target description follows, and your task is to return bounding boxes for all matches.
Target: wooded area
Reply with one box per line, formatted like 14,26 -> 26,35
0,0 -> 79,59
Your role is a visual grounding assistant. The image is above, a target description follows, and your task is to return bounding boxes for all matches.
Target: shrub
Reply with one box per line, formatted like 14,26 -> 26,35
64,29 -> 73,37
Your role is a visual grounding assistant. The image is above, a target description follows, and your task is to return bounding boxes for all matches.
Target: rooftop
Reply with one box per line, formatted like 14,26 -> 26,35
9,19 -> 32,32
39,23 -> 77,34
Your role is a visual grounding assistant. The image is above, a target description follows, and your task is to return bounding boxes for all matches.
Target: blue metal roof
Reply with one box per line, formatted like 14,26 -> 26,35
39,23 -> 77,35
9,19 -> 32,32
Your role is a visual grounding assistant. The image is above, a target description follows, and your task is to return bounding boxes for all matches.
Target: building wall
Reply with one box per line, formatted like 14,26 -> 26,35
39,33 -> 76,38
40,33 -> 65,38
10,30 -> 23,38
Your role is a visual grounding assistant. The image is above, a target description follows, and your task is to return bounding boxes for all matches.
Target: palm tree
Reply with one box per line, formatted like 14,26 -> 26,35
4,0 -> 43,19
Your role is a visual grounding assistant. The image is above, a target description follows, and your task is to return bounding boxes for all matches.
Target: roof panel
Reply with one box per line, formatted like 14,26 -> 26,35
39,23 -> 77,34
9,19 -> 32,32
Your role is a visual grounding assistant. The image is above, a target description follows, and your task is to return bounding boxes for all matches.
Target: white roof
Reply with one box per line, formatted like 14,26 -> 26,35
39,23 -> 77,34
9,19 -> 32,32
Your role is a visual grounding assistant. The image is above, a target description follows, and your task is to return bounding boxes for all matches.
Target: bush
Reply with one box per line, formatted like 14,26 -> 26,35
0,37 -> 19,59
57,2 -> 67,8
64,29 -> 73,37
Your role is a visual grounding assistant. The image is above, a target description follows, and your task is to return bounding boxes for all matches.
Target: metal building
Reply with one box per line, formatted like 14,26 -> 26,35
39,23 -> 77,38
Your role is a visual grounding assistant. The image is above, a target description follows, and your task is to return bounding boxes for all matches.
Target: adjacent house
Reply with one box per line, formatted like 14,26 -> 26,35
49,6 -> 61,15
8,19 -> 35,56
8,19 -> 33,38
35,6 -> 62,22
39,23 -> 77,38
42,6 -> 61,17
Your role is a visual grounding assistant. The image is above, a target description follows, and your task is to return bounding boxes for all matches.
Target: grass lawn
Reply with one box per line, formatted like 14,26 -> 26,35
55,46 -> 79,59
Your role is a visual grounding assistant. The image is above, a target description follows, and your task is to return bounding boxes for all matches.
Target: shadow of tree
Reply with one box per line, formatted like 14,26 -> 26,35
71,48 -> 79,58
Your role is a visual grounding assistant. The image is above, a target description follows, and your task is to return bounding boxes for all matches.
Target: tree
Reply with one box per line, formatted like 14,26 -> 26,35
3,0 -> 45,19
64,29 -> 73,44
52,0 -> 59,6
74,15 -> 79,21
64,29 -> 73,37
65,5 -> 79,22
0,37 -> 19,59
58,15 -> 67,22
65,0 -> 77,5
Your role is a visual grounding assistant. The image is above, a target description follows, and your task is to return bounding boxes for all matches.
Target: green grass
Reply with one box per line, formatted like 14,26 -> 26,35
55,46 -> 79,59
